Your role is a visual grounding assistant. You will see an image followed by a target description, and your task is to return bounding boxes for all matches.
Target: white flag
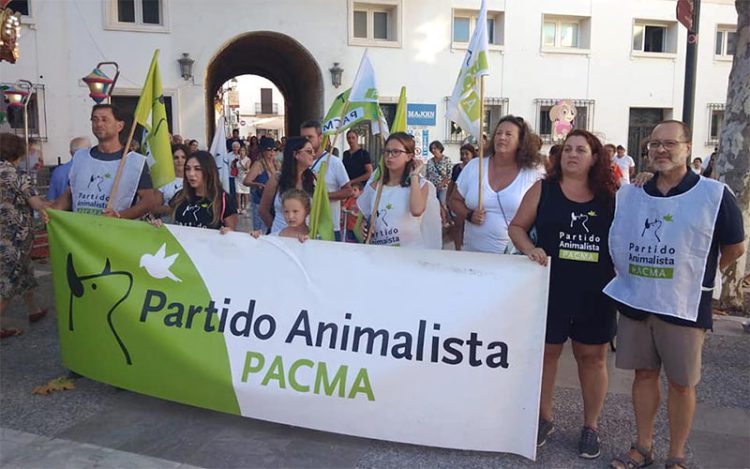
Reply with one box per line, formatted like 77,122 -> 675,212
349,50 -> 379,103
447,0 -> 490,140
209,116 -> 231,193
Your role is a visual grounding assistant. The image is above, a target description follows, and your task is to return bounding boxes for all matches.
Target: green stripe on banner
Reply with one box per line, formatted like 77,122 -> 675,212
47,210 -> 240,415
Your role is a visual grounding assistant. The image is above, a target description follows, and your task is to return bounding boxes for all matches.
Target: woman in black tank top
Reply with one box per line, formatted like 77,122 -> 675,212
509,130 -> 617,458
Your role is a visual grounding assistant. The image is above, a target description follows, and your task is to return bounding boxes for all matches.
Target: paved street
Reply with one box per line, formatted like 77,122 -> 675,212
1,258 -> 748,469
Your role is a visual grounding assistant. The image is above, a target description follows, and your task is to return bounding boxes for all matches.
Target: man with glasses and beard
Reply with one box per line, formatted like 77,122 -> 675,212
606,120 -> 745,469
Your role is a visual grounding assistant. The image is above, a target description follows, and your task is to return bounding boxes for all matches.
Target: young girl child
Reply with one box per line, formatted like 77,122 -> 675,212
170,151 -> 238,233
357,132 -> 441,249
251,188 -> 309,243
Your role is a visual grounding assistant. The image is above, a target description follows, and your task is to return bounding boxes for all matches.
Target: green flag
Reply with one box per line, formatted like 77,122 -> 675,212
321,88 -> 384,136
309,159 -> 335,241
134,50 -> 174,188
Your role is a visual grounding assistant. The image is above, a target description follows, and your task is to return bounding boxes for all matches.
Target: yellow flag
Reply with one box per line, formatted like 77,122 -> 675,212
133,50 -> 174,188
390,86 -> 407,133
309,159 -> 335,241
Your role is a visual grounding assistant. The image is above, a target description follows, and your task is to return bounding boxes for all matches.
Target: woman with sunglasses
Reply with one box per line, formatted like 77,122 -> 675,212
450,115 -> 544,253
358,132 -> 441,249
259,137 -> 315,234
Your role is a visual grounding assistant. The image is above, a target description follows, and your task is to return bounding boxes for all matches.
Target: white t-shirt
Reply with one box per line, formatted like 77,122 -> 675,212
358,177 -> 441,249
456,158 -> 545,253
311,152 -> 350,232
271,191 -> 286,234
613,154 -> 635,185
159,177 -> 183,205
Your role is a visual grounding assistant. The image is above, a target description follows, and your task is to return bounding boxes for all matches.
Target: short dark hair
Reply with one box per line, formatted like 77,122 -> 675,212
616,145 -> 625,151
300,120 -> 322,134
429,140 -> 444,152
346,129 -> 358,137
171,143 -> 188,155
655,120 -> 692,141
91,103 -> 126,122
0,132 -> 26,162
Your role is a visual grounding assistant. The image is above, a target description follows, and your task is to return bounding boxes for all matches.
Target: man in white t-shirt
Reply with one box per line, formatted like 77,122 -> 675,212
613,145 -> 635,185
300,120 -> 351,240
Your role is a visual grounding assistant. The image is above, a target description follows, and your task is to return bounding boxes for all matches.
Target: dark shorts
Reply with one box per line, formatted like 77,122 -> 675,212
545,290 -> 617,345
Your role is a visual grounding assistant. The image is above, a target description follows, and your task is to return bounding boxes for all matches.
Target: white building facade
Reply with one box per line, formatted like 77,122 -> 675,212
0,0 -> 738,165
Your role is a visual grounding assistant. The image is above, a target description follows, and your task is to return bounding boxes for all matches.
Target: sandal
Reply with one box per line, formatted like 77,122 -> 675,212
664,457 -> 687,469
29,308 -> 49,323
0,328 -> 24,339
610,443 -> 654,469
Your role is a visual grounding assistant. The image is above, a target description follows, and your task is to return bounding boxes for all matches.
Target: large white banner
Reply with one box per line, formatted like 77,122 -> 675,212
49,211 -> 548,461
174,228 -> 549,459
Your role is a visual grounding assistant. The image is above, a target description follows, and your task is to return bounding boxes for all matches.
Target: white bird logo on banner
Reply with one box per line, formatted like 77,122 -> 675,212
139,243 -> 181,282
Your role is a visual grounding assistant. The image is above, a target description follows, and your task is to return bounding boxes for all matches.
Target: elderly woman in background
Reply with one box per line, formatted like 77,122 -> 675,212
0,133 -> 50,339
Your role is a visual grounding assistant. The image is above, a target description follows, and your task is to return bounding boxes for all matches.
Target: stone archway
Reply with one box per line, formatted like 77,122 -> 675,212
205,31 -> 324,140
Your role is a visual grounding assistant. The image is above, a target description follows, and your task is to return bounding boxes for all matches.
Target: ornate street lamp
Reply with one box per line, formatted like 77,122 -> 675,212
178,53 -> 194,80
329,62 -> 343,88
0,7 -> 21,64
82,62 -> 120,103
2,80 -> 34,172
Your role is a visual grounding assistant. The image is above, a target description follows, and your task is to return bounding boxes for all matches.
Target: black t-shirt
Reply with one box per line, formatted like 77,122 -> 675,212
616,171 -> 745,329
173,192 -> 237,230
536,181 -> 616,316
342,148 -> 371,181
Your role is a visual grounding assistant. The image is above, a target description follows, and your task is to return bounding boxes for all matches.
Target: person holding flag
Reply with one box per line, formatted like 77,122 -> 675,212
450,116 -> 544,253
49,104 -> 158,219
357,132 -> 440,249
302,120 -> 351,241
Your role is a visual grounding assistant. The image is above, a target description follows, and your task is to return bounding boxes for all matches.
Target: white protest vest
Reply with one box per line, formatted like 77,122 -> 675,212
69,148 -> 145,215
603,178 -> 724,321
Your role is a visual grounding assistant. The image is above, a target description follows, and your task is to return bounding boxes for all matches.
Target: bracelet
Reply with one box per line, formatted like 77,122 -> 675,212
466,210 -> 474,223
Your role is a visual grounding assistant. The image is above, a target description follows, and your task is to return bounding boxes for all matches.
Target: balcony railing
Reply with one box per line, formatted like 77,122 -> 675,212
255,103 -> 279,115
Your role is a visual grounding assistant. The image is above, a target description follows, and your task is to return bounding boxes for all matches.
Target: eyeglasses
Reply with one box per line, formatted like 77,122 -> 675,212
382,149 -> 411,157
647,140 -> 688,151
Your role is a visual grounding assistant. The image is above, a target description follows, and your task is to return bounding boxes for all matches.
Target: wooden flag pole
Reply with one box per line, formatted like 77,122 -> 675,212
477,76 -> 486,211
105,117 -> 139,212
365,131 -> 386,244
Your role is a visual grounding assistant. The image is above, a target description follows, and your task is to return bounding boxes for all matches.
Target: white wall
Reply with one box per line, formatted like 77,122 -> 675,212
0,0 -> 736,164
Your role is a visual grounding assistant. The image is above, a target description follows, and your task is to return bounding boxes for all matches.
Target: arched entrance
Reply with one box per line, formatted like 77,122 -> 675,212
205,32 -> 324,140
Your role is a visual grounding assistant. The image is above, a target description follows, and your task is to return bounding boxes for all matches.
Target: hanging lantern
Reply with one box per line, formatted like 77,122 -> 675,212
3,83 -> 29,108
0,8 -> 22,63
82,69 -> 114,103
82,62 -> 120,103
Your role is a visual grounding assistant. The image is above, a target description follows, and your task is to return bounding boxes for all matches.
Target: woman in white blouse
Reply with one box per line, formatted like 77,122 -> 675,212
450,115 -> 545,253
